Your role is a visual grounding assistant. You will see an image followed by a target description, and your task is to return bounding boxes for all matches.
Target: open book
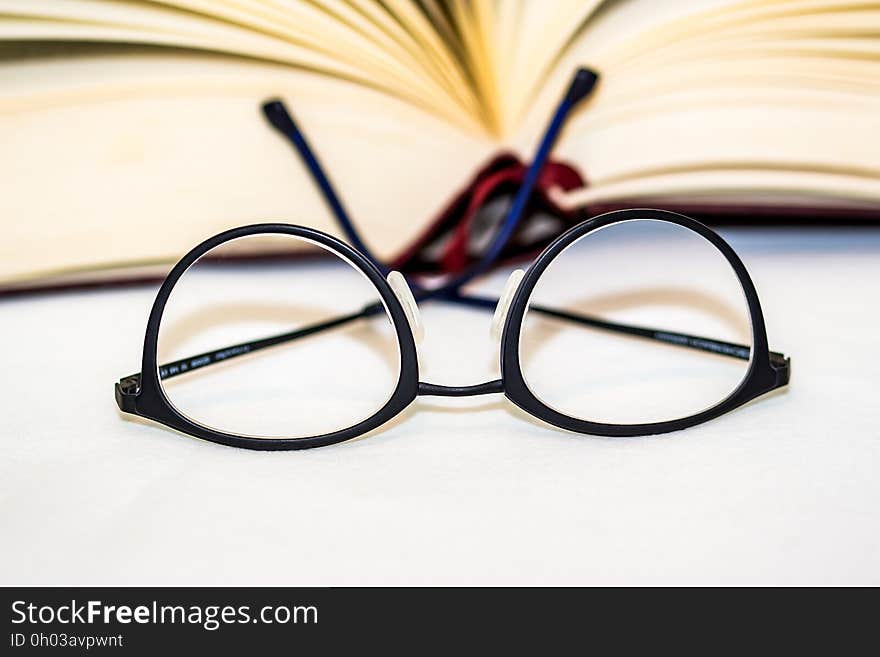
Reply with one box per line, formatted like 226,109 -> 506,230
1,0 -> 878,293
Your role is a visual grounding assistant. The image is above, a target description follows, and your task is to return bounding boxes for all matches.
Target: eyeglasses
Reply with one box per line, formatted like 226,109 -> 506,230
115,209 -> 790,449
114,70 -> 790,450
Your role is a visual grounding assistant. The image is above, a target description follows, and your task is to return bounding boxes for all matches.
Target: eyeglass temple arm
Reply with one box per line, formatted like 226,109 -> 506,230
260,68 -> 599,296
440,68 -> 598,292
116,303 -> 385,395
261,99 -> 387,274
118,295 -> 789,397
446,292 -> 789,376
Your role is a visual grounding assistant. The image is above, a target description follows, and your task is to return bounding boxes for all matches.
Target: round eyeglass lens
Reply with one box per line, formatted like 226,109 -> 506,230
518,219 -> 753,425
156,233 -> 401,439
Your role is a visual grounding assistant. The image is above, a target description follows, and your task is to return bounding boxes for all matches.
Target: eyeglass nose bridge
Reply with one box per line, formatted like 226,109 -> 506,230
490,269 -> 525,342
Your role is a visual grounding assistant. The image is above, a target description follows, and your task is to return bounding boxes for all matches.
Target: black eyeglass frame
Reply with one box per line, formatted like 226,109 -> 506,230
116,209 -> 790,450
500,208 -> 790,438
117,222 -> 420,451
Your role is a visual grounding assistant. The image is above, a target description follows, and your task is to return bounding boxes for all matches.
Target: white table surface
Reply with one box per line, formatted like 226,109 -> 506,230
1,228 -> 878,586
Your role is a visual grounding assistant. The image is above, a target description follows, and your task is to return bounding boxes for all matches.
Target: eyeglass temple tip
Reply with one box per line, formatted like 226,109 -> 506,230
261,98 -> 296,134
566,68 -> 600,106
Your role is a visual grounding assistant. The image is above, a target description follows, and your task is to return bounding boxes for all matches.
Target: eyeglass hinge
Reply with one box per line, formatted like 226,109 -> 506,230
769,352 -> 791,388
115,373 -> 141,413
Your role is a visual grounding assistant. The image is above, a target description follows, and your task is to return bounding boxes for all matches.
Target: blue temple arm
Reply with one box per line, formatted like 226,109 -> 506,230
441,68 -> 598,292
261,67 -> 598,291
261,99 -> 387,273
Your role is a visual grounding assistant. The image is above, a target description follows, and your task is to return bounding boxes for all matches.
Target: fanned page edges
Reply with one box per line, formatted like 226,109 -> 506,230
3,0 -> 879,139
1,0 -> 880,292
521,0 -> 880,214
0,54 -> 494,285
0,0 -> 606,135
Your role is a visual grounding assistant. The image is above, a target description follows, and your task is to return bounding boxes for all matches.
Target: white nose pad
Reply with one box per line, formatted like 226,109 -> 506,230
386,271 -> 423,343
490,269 -> 525,343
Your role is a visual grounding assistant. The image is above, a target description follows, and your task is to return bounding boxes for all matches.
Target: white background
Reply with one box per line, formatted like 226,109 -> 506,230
1,228 -> 878,585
